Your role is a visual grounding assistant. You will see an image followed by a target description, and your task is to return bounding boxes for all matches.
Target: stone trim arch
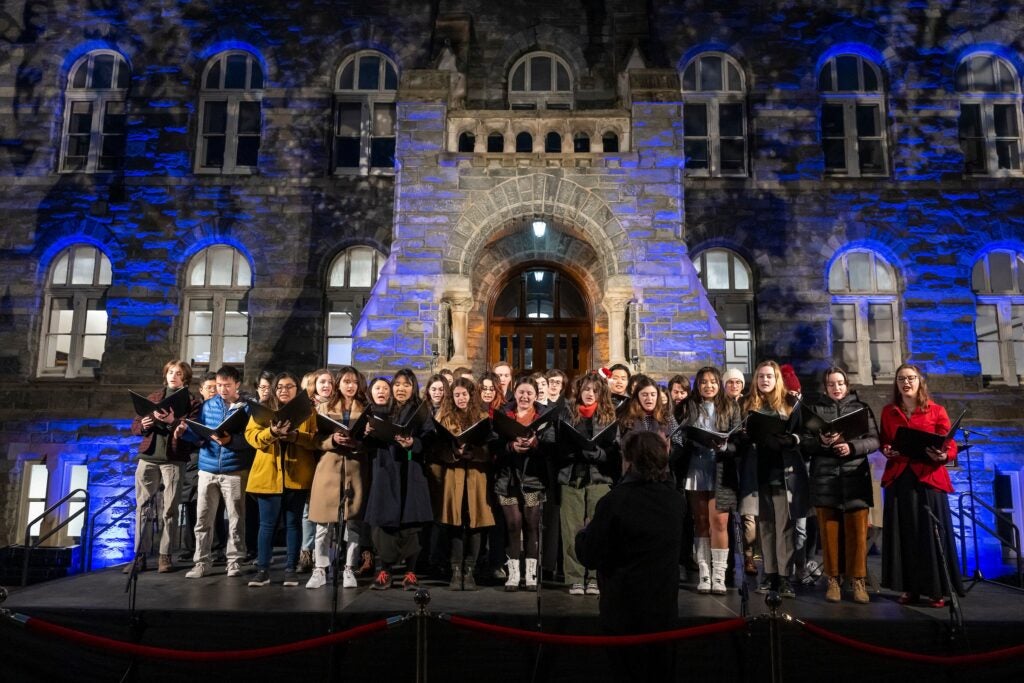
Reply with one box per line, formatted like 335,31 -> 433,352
450,174 -> 631,281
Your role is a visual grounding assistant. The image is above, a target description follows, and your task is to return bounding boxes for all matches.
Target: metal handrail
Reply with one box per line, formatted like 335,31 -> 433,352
85,486 -> 135,571
957,491 -> 1024,587
21,488 -> 90,587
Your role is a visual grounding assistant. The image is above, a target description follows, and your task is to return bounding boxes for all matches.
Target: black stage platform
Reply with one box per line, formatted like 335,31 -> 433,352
2,557 -> 1022,682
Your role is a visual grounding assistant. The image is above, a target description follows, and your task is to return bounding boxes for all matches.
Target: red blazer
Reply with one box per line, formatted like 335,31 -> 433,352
879,402 -> 958,493
130,388 -> 201,463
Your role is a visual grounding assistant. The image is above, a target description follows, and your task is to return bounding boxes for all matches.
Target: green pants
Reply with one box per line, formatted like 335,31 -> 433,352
560,483 -> 611,585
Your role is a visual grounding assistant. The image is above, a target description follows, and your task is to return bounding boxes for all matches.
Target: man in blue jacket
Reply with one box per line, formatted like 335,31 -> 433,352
184,366 -> 255,578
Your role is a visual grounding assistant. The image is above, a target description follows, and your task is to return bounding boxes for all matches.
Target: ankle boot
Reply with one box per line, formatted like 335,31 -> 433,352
504,558 -> 520,592
449,563 -> 464,591
463,563 -> 477,591
825,576 -> 841,602
710,549 -> 729,595
695,538 -> 711,594
851,577 -> 869,604
524,558 -> 538,591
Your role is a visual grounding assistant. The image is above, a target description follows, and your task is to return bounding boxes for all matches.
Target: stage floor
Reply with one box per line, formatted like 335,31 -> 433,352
2,557 -> 1023,682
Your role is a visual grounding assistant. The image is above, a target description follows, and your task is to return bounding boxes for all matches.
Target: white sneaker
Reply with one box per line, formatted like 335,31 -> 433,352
226,561 -> 241,577
305,567 -> 327,589
185,563 -> 208,579
569,583 -> 585,596
585,580 -> 600,596
343,567 -> 357,588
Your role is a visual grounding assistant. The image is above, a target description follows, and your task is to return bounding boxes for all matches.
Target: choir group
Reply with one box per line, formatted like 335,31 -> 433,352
125,357 -> 964,607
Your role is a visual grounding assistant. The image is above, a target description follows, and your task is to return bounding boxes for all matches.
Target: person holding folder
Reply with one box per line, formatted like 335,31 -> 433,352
800,366 -> 878,604
493,376 -> 553,591
128,359 -> 201,574
879,363 -> 963,607
557,371 -> 619,596
434,377 -> 494,590
244,372 -> 318,588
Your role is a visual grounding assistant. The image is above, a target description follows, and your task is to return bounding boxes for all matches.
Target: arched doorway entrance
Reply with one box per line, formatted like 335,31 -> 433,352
488,266 -> 592,379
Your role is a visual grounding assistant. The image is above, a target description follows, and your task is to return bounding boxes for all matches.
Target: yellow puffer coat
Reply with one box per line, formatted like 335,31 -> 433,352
245,413 -> 319,493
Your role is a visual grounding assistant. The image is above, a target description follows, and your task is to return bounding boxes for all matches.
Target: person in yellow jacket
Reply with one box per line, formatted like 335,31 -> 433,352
245,371 -> 318,587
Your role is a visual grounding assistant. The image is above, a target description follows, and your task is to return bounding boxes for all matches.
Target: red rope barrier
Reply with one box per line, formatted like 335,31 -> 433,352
18,614 -> 393,662
801,619 -> 1024,666
443,614 -> 748,646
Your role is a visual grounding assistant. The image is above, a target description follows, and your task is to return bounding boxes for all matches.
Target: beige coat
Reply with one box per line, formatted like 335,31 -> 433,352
308,402 -> 368,524
434,413 -> 495,529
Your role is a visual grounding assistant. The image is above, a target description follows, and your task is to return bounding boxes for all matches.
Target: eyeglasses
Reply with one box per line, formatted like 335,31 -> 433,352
276,384 -> 297,391
896,376 -> 919,384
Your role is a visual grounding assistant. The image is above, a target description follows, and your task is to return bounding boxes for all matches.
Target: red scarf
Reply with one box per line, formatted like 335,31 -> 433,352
577,402 -> 597,419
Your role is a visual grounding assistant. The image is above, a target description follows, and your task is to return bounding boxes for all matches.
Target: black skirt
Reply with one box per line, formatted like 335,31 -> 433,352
881,468 -> 964,598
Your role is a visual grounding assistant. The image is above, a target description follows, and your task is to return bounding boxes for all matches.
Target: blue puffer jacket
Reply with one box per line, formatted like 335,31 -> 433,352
190,395 -> 256,474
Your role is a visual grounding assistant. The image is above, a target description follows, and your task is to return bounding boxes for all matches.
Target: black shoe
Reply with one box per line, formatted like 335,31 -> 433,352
282,569 -> 299,587
756,576 -> 772,594
248,569 -> 270,587
449,565 -> 464,591
778,578 -> 796,598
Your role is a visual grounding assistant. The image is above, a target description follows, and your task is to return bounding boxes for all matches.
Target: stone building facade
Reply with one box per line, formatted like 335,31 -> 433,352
0,0 -> 1022,570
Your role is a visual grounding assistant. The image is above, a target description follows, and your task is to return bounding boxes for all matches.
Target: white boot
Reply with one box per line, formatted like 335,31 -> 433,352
696,537 -> 711,594
711,548 -> 729,595
504,558 -> 521,592
524,558 -> 538,591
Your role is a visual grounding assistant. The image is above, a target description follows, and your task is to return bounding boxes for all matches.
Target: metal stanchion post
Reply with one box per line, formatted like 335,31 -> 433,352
414,588 -> 431,683
765,591 -> 784,683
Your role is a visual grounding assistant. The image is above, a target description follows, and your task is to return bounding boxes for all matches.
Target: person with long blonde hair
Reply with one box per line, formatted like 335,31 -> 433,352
742,360 -> 808,598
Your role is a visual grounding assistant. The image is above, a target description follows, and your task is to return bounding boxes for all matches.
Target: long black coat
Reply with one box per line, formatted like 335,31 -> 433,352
576,473 -> 684,634
800,391 -> 879,511
363,401 -> 433,528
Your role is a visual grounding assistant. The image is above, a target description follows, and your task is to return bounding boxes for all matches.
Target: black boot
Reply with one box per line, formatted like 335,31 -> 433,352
449,564 -> 464,591
462,563 -> 477,591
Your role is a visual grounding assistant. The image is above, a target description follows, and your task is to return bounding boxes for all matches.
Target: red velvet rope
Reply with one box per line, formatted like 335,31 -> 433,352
801,619 -> 1024,666
443,614 -> 748,646
20,614 -> 390,662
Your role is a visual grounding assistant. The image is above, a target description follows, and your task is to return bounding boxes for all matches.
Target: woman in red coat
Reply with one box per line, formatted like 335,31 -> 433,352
879,363 -> 964,607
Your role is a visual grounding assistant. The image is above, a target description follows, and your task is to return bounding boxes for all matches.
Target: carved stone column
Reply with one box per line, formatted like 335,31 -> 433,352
447,295 -> 474,366
602,295 -> 632,368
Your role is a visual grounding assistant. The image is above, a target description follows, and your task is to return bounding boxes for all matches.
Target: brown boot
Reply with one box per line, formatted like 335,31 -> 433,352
358,550 -> 374,575
157,554 -> 173,573
852,577 -> 870,604
825,576 -> 841,603
297,549 -> 313,573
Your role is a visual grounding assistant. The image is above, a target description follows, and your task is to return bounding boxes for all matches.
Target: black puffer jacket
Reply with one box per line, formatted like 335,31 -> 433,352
800,391 -> 879,511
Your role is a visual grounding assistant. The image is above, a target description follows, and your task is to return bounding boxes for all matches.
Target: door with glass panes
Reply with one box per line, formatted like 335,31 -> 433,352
488,268 -> 591,380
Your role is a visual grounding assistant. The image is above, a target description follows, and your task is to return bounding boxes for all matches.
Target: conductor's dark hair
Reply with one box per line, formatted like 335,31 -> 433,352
621,430 -> 669,481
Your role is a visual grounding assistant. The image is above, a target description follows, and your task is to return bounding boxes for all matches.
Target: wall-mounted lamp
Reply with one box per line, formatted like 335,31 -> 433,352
531,218 -> 547,238
630,353 -> 640,372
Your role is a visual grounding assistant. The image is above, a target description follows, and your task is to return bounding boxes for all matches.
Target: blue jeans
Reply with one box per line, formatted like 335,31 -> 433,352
256,489 -> 308,571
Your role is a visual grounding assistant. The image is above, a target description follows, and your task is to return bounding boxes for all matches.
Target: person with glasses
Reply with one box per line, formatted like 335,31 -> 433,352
800,367 -> 879,604
879,363 -> 963,607
244,372 -> 318,587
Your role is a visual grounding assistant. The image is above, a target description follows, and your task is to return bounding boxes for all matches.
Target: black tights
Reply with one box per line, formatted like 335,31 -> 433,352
448,526 -> 482,565
502,503 -> 542,560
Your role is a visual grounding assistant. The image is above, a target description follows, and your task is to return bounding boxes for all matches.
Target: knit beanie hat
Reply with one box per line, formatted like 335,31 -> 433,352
780,364 -> 801,393
722,368 -> 745,387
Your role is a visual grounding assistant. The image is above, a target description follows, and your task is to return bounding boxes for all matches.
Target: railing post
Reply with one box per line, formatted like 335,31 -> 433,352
414,588 -> 431,683
765,591 -> 784,683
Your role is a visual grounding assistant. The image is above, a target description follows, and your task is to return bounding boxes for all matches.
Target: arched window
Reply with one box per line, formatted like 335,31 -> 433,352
956,54 -> 1022,175
183,246 -> 251,369
335,51 -> 398,173
681,53 -> 747,177
544,131 -> 562,153
828,249 -> 900,383
508,52 -> 573,110
325,246 -> 385,366
818,54 -> 888,177
573,133 -> 590,153
39,245 -> 111,377
601,131 -> 619,153
458,131 -> 475,153
972,249 -> 1024,384
196,51 -> 264,173
693,248 -> 755,374
515,131 -> 533,153
61,50 -> 129,172
487,132 -> 505,153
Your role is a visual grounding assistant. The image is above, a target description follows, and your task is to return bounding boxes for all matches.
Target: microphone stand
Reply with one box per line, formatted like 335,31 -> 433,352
530,501 -> 545,683
120,497 -> 154,683
960,430 -> 988,593
923,504 -> 966,646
